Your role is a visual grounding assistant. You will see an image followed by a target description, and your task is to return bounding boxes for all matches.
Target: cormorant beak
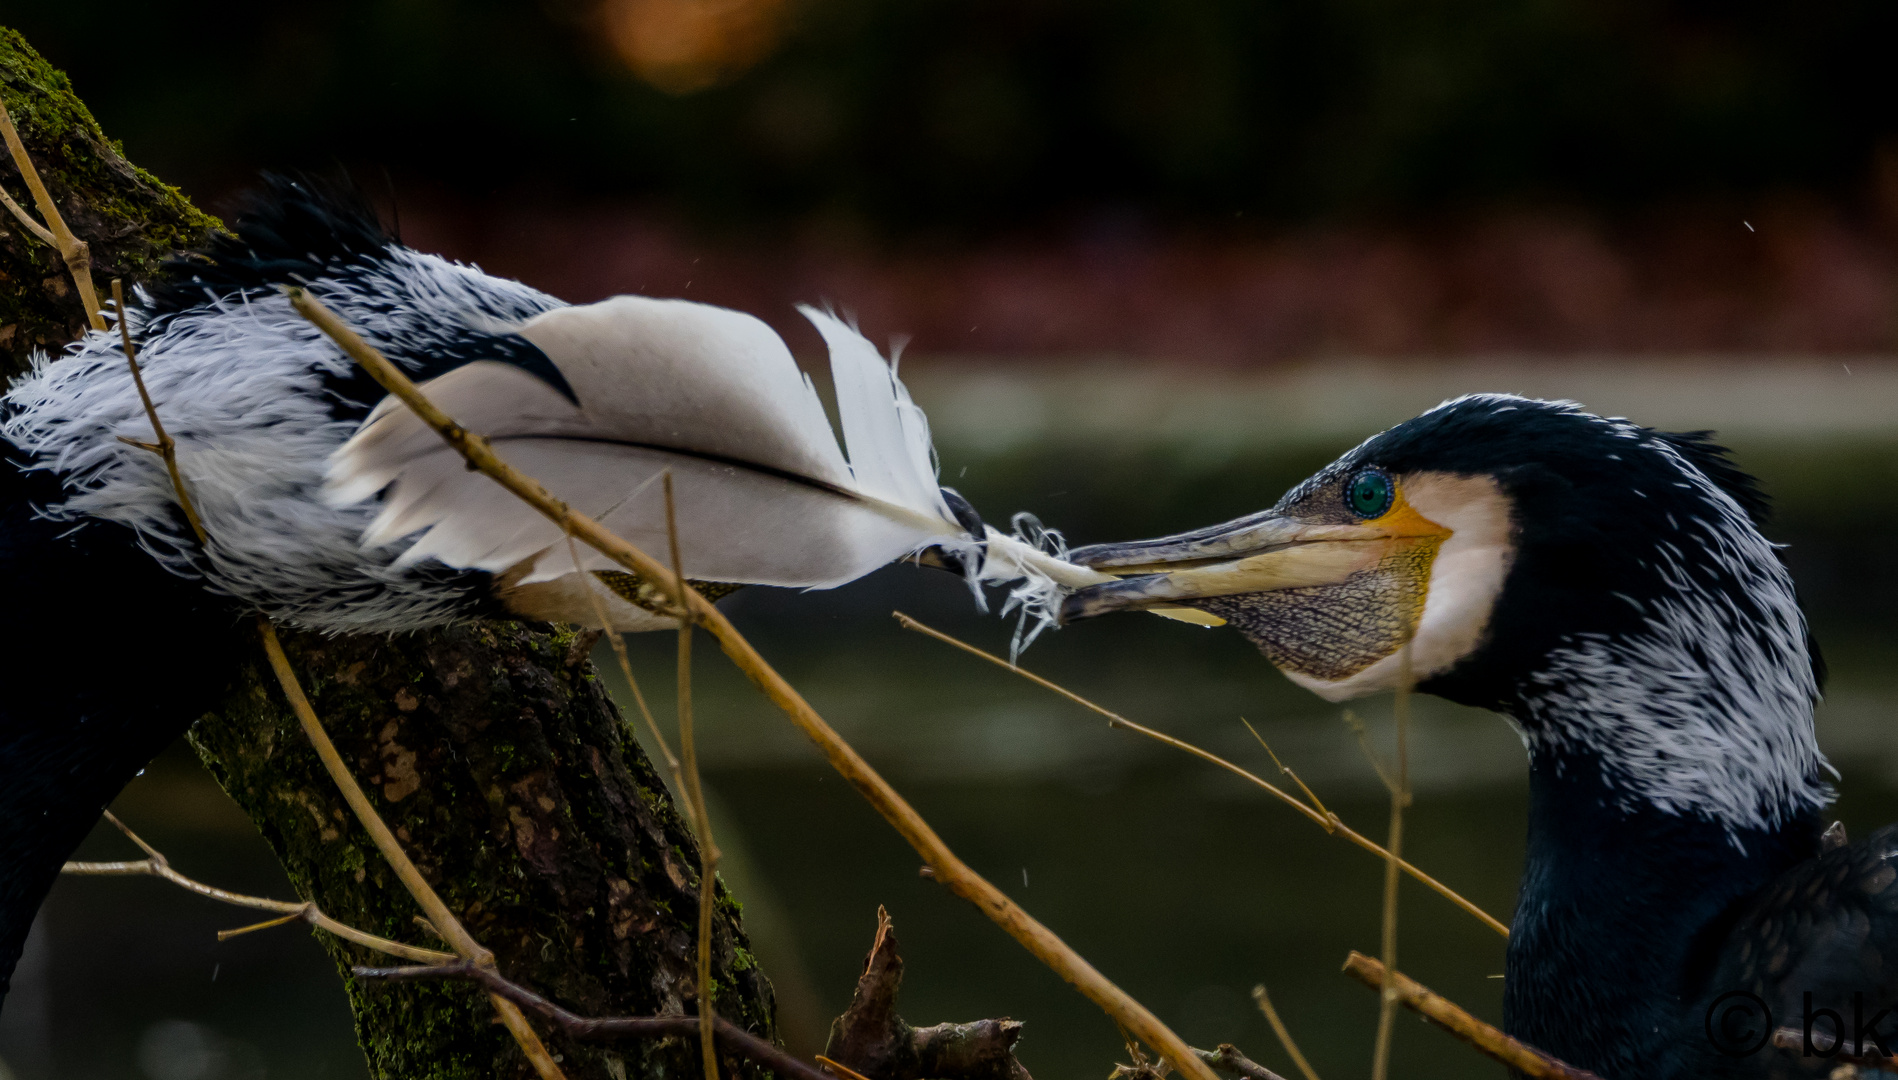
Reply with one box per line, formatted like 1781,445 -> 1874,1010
1061,506 -> 1449,624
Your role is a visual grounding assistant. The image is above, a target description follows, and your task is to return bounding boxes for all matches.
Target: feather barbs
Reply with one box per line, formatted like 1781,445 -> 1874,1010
324,294 -> 1097,632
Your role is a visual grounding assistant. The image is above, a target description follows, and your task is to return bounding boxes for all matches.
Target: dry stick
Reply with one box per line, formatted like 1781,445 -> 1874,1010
565,535 -> 694,800
1240,721 -> 1335,829
1251,987 -> 1320,1080
60,811 -> 452,964
892,612 -> 1508,939
0,183 -> 53,245
1194,1044 -> 1290,1080
1771,1027 -> 1898,1070
102,280 -> 562,1075
814,1055 -> 876,1080
1341,953 -> 1602,1080
257,620 -> 568,1080
0,92 -> 104,329
110,279 -> 208,543
566,534 -> 691,802
1341,711 -> 1397,796
665,474 -> 723,1080
354,960 -> 832,1080
284,287 -> 1223,1080
1369,646 -> 1413,1080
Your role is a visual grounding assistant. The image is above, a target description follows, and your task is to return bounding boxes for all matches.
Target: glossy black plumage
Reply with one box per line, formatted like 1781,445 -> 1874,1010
1339,401 -> 1867,1077
1066,394 -> 1881,1078
0,456 -> 246,996
1691,824 -> 1898,1077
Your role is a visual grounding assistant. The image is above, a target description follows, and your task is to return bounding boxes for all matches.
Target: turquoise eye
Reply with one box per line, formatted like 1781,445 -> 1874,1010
1347,470 -> 1394,519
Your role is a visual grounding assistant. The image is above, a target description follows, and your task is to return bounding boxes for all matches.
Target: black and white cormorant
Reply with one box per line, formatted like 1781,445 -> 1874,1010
1058,394 -> 1897,1078
0,179 -> 1081,1006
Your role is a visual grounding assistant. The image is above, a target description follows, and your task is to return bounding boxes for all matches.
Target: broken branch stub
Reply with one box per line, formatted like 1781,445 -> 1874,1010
825,908 -> 1032,1080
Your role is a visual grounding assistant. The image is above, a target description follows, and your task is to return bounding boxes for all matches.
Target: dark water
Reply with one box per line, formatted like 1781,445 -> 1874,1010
11,422 -> 1898,1079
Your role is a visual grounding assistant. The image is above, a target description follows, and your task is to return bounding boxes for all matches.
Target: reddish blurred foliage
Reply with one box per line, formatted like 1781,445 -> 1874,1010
402,196 -> 1898,363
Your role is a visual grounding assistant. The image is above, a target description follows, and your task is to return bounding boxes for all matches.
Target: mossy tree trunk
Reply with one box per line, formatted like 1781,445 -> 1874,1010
191,626 -> 775,1078
0,26 -> 777,1079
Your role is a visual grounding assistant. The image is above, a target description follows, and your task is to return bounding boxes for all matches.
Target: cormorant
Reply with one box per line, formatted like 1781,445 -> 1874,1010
1058,394 -> 1895,1078
0,178 -> 1067,1006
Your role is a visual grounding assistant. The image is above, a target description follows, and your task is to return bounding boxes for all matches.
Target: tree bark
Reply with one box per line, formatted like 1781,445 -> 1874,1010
0,26 -> 776,1079
191,625 -> 776,1079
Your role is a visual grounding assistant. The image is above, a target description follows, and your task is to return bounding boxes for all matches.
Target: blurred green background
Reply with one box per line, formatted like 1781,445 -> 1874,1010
4,3 -> 1898,1079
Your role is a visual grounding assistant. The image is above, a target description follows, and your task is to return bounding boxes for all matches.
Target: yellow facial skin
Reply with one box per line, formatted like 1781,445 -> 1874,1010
1066,477 -> 1455,681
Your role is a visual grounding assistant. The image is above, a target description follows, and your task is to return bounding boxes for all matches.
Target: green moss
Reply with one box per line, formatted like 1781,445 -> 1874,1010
186,623 -> 780,1078
0,27 -> 223,376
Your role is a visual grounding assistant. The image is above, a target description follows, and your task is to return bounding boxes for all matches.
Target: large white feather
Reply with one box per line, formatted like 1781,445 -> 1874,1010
326,295 -> 974,594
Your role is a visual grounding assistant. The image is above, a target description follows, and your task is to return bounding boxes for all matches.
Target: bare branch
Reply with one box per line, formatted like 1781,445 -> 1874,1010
286,286 -> 1221,1080
665,472 -> 723,1080
1772,1026 -> 1898,1071
1195,1044 -> 1289,1080
565,534 -> 688,789
893,611 -> 1508,938
354,960 -> 832,1080
0,182 -> 54,245
62,811 -> 454,964
111,279 -> 208,543
256,620 -> 569,1078
824,908 -> 1031,1080
1341,953 -> 1602,1080
1250,987 -> 1319,1080
1370,646 -> 1413,1080
1240,720 -> 1335,832
0,91 -> 104,329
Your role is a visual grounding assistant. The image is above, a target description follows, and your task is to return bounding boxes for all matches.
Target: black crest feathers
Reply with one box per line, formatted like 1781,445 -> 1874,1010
144,174 -> 393,322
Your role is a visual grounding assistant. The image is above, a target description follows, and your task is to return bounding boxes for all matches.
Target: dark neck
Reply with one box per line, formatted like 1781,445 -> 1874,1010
0,457 -> 245,1001
1502,748 -> 1820,1078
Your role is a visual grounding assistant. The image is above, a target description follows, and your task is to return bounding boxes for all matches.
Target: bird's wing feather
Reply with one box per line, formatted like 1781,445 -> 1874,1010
1687,825 -> 1898,1075
325,294 -> 966,589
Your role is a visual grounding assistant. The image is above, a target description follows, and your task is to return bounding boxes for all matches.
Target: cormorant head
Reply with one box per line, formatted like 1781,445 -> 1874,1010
1063,393 -> 1829,831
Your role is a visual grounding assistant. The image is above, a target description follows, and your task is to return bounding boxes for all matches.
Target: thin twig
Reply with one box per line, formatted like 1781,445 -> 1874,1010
1772,1026 -> 1898,1070
1240,720 -> 1335,831
1341,711 -> 1398,796
893,611 -> 1508,938
666,473 -> 722,1080
354,960 -> 832,1080
0,91 -> 104,329
566,533 -> 690,796
61,811 -> 454,963
111,279 -> 208,543
1341,953 -> 1601,1080
287,287 -> 1220,1080
815,1056 -> 877,1080
1370,647 -> 1412,1080
0,182 -> 53,245
257,621 -> 567,1078
1194,1044 -> 1290,1080
1251,987 -> 1320,1080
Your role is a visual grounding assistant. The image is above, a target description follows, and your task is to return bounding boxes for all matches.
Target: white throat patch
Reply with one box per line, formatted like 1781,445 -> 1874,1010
1285,471 -> 1515,700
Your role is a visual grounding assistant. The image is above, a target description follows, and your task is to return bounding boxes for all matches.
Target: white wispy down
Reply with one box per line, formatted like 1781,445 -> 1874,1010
2,248 -> 555,632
